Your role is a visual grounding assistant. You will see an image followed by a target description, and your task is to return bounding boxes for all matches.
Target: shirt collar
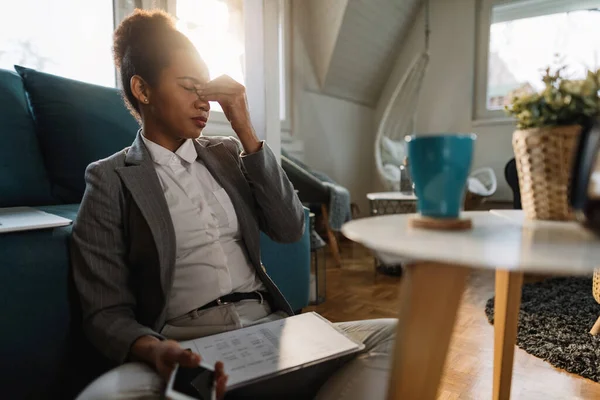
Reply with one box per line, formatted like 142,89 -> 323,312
175,138 -> 198,164
141,133 -> 198,166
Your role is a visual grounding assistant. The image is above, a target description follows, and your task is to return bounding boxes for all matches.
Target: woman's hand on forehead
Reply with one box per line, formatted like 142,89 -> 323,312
192,75 -> 244,96
192,74 -> 261,152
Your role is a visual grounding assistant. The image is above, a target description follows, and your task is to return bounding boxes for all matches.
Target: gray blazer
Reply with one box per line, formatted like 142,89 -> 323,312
71,133 -> 305,364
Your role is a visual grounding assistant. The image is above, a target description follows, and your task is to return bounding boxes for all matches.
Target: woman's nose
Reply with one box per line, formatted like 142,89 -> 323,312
194,97 -> 210,111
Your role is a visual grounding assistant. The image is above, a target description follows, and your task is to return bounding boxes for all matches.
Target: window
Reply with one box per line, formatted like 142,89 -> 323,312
175,0 -> 245,85
174,0 -> 244,114
171,0 -> 291,127
0,0 -> 115,87
474,0 -> 600,121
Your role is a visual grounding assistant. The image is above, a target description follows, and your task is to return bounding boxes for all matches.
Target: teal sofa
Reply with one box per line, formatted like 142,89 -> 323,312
0,66 -> 310,399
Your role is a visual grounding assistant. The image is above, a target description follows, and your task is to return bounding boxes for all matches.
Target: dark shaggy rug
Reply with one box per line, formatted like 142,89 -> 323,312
485,276 -> 600,382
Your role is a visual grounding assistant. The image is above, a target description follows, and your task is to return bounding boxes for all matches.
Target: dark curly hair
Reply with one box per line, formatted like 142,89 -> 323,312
113,9 -> 199,119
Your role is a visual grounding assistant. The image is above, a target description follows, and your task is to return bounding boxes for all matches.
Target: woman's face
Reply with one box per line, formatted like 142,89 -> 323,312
145,49 -> 211,140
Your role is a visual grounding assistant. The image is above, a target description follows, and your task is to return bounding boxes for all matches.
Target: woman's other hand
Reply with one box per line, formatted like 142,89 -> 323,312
151,339 -> 199,380
132,336 -> 228,399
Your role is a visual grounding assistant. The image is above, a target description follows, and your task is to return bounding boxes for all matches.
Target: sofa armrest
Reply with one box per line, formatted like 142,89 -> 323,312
0,225 -> 73,399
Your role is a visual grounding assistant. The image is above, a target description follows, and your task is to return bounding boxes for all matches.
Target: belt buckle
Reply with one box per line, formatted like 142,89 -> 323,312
216,298 -> 229,306
256,291 -> 264,305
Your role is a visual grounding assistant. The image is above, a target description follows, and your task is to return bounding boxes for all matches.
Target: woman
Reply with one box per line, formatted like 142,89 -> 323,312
73,9 -> 396,400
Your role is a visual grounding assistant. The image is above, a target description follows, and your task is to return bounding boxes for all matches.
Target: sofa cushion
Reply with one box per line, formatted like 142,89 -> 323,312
15,66 -> 139,203
0,68 -> 55,206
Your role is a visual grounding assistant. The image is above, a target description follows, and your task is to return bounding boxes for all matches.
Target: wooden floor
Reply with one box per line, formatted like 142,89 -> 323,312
305,240 -> 600,400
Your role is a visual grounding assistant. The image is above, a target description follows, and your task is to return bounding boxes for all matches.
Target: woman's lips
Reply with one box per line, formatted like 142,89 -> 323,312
192,117 -> 207,128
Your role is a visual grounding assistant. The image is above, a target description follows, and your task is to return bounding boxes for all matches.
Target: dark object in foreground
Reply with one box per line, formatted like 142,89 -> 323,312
570,118 -> 600,235
376,263 -> 403,277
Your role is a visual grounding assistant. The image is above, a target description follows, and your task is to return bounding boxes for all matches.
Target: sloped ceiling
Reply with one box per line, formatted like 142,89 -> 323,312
303,0 -> 424,107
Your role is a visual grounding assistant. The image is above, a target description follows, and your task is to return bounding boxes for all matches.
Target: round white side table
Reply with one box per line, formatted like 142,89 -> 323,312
342,210 -> 600,400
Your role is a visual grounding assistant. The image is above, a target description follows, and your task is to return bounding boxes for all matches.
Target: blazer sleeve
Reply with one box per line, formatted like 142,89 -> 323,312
226,137 -> 305,243
71,161 -> 163,364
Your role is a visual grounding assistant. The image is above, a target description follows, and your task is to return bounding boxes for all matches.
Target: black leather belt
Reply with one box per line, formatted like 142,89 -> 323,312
198,291 -> 272,311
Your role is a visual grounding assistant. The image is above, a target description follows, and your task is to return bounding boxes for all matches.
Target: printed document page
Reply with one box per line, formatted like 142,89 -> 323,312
179,312 -> 363,389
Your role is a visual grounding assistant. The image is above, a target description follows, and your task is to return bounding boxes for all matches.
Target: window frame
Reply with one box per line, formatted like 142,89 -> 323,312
279,0 -> 292,132
473,0 -> 600,123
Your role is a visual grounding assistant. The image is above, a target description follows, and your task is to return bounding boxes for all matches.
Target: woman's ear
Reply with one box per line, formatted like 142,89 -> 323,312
130,75 -> 151,105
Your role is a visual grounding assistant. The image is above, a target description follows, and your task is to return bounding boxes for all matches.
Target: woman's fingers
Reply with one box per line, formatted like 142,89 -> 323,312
178,349 -> 201,367
194,76 -> 244,96
215,361 -> 224,374
162,343 -> 180,364
216,375 -> 228,400
197,86 -> 240,96
215,362 -> 227,384
214,362 -> 228,400
215,362 -> 228,385
210,74 -> 238,86
162,345 -> 199,368
197,93 -> 233,104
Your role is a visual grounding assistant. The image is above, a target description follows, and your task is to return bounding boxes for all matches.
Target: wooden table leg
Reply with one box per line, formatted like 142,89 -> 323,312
386,262 -> 469,400
590,316 -> 600,335
493,270 -> 524,400
321,205 -> 342,268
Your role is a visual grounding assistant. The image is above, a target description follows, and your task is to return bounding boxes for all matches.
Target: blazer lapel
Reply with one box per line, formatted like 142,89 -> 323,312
193,140 -> 260,266
116,133 -> 176,295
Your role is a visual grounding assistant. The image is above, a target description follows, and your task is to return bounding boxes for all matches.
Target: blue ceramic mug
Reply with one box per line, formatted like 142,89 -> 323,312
406,134 -> 476,219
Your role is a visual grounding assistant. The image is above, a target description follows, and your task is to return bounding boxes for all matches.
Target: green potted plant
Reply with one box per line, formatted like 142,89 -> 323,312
505,66 -> 600,220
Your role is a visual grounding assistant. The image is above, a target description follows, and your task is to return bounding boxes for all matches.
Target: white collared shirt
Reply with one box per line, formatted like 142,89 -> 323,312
141,135 -> 265,320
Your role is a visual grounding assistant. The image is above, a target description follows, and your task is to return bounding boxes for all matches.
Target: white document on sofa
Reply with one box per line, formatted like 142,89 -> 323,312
179,312 -> 365,390
0,207 -> 72,234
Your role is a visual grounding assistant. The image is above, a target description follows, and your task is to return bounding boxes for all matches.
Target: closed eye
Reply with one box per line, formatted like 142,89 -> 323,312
180,84 -> 196,92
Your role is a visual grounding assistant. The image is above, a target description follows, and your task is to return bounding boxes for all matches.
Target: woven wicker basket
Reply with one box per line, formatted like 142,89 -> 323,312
512,125 -> 581,220
593,270 -> 600,304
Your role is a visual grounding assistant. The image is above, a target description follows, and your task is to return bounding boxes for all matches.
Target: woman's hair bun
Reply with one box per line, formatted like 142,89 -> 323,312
112,9 -> 199,120
113,9 -> 176,68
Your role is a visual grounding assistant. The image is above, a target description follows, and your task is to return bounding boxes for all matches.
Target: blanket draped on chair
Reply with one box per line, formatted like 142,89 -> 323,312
282,150 -> 352,231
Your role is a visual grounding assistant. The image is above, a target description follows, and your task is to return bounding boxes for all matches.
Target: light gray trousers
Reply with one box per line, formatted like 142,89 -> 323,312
77,301 -> 397,400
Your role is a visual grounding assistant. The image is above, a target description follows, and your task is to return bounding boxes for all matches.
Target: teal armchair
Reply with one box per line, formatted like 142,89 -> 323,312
260,207 -> 311,312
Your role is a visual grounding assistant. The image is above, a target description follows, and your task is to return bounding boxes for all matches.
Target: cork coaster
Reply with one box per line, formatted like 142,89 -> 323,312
408,216 -> 472,231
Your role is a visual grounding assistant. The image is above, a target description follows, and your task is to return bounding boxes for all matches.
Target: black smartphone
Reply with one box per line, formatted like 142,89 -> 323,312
165,362 -> 216,400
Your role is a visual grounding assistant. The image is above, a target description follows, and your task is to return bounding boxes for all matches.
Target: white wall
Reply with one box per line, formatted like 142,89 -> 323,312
376,0 -> 516,201
299,92 -> 375,216
291,1 -> 375,215
303,0 -> 348,88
